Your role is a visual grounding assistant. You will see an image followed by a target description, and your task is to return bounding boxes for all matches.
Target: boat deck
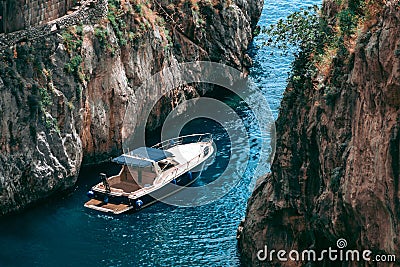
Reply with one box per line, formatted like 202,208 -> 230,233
166,143 -> 204,165
111,181 -> 141,192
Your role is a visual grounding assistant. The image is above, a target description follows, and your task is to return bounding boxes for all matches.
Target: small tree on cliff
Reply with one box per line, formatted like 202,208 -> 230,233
262,5 -> 334,95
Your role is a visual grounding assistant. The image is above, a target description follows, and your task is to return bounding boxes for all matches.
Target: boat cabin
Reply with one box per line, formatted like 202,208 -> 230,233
95,147 -> 177,195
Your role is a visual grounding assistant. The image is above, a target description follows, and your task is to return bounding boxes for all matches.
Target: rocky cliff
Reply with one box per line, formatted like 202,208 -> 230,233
0,0 -> 262,215
238,0 -> 400,266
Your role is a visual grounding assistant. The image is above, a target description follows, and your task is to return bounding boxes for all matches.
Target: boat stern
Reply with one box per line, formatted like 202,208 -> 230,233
84,198 -> 133,214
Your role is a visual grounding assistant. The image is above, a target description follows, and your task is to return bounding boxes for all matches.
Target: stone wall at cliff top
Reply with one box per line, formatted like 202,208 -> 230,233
1,0 -> 75,33
0,0 -> 263,215
0,0 -> 107,49
238,0 -> 400,266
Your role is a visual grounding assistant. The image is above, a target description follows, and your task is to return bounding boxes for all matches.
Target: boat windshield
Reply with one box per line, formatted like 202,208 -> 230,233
125,165 -> 157,186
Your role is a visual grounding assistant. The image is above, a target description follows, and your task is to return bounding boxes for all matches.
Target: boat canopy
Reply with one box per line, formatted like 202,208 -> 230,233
112,147 -> 174,167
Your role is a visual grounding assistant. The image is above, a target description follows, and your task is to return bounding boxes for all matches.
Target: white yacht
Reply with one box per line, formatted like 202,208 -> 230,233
84,134 -> 214,214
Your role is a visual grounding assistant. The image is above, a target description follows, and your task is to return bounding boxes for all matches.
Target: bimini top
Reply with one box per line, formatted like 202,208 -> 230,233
112,147 -> 174,167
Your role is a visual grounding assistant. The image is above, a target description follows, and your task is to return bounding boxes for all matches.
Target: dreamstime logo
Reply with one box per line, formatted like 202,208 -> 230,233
336,238 -> 347,249
257,238 -> 397,263
121,61 -> 276,207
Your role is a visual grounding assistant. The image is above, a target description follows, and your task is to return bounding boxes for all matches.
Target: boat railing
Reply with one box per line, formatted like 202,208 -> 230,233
158,140 -> 212,183
151,133 -> 212,151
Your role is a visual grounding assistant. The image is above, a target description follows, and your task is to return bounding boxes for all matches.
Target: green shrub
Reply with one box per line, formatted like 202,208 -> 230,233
337,9 -> 358,36
65,55 -> 82,74
45,116 -> 60,133
94,26 -> 109,45
264,5 -> 332,56
108,0 -> 129,47
38,87 -> 51,109
264,5 -> 334,91
62,29 -> 83,53
134,4 -> 143,14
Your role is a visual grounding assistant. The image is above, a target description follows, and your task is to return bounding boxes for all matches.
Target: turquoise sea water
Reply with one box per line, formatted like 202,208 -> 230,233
0,1 -> 320,266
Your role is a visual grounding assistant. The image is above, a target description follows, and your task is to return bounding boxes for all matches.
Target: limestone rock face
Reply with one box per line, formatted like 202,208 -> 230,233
238,1 -> 400,266
0,0 -> 262,215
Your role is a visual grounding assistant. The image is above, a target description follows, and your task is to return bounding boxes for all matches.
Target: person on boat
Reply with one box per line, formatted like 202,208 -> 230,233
100,173 -> 111,193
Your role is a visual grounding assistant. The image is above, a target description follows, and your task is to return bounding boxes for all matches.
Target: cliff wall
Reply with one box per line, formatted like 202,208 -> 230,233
238,0 -> 400,266
0,0 -> 262,215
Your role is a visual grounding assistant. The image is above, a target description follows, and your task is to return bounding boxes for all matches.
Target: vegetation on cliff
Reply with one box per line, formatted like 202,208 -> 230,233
264,0 -> 388,103
239,0 -> 400,265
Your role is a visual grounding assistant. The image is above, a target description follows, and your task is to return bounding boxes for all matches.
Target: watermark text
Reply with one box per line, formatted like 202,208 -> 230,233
257,238 -> 396,263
